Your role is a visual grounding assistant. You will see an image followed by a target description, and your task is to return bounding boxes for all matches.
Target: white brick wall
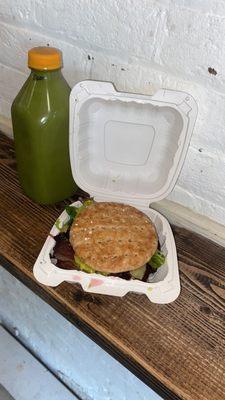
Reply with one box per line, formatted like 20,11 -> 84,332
0,0 -> 225,224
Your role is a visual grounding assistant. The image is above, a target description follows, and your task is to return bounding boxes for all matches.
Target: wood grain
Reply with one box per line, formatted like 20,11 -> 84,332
1,133 -> 225,400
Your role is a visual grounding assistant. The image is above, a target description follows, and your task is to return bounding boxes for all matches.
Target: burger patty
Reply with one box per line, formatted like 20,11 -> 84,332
69,202 -> 158,273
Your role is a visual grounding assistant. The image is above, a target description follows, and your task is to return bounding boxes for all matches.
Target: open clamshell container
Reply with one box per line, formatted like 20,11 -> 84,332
34,81 -> 197,303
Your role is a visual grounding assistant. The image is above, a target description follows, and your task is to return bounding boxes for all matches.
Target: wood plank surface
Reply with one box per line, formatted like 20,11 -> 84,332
1,133 -> 225,400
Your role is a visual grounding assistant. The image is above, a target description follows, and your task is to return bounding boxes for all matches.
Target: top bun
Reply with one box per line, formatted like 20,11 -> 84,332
70,202 -> 158,273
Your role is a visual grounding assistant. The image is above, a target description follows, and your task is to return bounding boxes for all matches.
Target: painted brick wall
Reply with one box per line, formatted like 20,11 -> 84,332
0,0 -> 224,224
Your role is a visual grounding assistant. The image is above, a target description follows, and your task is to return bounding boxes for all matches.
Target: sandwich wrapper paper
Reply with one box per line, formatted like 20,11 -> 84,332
33,81 -> 197,303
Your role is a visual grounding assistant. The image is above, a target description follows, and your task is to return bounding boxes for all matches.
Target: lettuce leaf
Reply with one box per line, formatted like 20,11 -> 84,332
55,200 -> 94,233
74,256 -> 96,273
74,256 -> 109,276
55,218 -> 70,233
148,250 -> 165,270
130,265 -> 146,280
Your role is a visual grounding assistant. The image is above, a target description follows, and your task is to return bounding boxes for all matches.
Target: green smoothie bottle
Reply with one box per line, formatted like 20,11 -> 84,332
11,46 -> 77,204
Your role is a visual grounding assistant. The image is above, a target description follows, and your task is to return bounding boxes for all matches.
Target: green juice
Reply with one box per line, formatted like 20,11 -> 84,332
11,51 -> 77,204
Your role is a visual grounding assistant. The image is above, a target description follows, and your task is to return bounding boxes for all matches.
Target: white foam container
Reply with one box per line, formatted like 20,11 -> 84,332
33,81 -> 197,303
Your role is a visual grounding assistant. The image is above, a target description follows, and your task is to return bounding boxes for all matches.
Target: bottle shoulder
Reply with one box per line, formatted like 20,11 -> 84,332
12,72 -> 70,118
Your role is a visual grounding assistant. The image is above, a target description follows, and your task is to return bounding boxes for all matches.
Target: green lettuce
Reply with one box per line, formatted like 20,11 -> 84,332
55,218 -> 70,233
148,250 -> 166,270
74,256 -> 96,273
130,265 -> 146,280
74,256 -> 109,276
55,200 -> 94,233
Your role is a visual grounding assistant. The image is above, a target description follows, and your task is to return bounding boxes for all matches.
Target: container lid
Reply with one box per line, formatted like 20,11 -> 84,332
69,81 -> 197,207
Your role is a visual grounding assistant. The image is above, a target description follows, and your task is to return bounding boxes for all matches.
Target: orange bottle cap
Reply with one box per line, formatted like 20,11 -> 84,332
28,47 -> 62,70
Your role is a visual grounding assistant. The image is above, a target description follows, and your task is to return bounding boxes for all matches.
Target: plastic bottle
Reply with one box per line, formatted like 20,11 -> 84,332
11,46 -> 77,204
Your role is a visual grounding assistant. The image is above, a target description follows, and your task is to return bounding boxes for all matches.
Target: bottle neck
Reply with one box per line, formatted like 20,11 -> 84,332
30,68 -> 63,80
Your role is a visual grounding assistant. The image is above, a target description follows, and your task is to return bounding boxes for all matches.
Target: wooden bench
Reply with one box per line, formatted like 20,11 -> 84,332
1,133 -> 225,400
